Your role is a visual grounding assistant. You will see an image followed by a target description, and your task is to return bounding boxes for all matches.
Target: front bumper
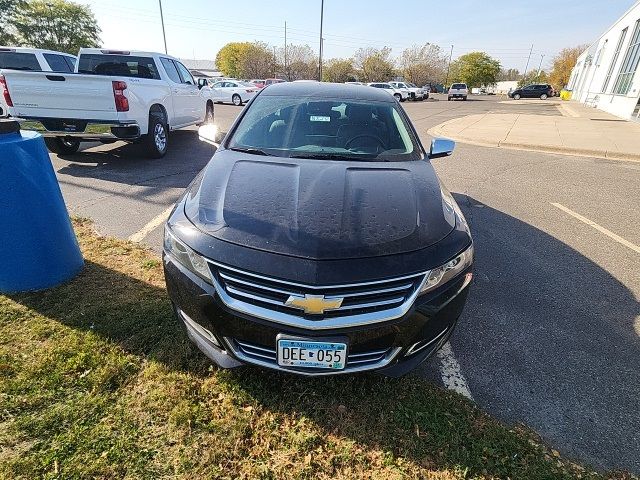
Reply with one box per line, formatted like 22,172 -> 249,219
15,117 -> 141,140
164,252 -> 472,377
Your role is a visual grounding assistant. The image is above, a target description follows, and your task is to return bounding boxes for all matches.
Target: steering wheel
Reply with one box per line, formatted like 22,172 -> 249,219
345,134 -> 386,151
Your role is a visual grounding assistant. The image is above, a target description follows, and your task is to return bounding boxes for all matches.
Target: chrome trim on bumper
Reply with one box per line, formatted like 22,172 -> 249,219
16,118 -> 139,139
226,337 -> 402,376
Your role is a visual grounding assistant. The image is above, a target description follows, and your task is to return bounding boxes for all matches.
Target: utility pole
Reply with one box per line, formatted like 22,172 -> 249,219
536,54 -> 545,80
284,21 -> 288,79
523,44 -> 534,79
445,44 -> 454,86
273,46 -> 277,77
158,0 -> 168,54
318,0 -> 325,81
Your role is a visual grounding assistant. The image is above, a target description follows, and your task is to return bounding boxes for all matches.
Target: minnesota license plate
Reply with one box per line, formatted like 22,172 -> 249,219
277,338 -> 347,370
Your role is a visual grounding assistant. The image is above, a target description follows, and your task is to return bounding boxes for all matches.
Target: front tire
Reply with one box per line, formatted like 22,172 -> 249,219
44,137 -> 81,155
513,94 -> 521,100
232,94 -> 242,106
143,114 -> 168,159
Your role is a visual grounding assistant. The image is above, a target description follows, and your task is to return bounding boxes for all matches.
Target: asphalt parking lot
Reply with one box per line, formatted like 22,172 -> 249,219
48,94 -> 639,474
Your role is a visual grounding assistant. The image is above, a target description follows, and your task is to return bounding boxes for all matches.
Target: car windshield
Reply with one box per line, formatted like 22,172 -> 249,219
227,95 -> 423,161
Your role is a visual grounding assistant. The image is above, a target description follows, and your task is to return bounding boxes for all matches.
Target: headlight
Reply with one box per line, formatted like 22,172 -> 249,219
164,227 -> 212,283
419,244 -> 473,295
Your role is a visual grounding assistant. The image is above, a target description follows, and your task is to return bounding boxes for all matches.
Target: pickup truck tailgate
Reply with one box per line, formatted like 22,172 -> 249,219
3,70 -> 119,120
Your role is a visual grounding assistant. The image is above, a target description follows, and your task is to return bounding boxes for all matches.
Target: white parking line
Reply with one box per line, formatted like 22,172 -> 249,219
437,342 -> 474,401
551,203 -> 640,254
128,206 -> 174,243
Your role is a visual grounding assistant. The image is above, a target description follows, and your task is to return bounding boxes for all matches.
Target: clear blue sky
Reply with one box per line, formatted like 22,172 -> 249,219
78,0 -> 635,71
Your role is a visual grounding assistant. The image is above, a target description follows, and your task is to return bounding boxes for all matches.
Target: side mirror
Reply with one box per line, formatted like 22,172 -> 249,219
429,138 -> 455,159
198,124 -> 225,147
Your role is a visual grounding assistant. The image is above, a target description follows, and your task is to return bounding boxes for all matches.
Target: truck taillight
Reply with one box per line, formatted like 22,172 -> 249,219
0,75 -> 13,107
112,80 -> 129,112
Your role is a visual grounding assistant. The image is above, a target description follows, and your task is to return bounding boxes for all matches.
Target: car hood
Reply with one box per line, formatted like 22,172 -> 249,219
184,150 -> 456,260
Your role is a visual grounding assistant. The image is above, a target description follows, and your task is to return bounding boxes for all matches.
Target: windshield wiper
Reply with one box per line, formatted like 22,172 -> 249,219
229,146 -> 273,156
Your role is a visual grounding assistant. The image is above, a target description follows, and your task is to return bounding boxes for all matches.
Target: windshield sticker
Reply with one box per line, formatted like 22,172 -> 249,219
310,115 -> 331,122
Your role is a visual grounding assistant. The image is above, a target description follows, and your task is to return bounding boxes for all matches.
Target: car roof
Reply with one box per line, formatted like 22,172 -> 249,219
0,46 -> 76,57
263,81 -> 396,102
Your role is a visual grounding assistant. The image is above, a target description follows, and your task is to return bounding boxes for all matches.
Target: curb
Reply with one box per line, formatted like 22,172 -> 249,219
427,125 -> 640,164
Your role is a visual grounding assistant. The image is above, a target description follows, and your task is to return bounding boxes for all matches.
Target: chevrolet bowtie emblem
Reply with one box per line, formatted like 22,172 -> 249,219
285,294 -> 344,315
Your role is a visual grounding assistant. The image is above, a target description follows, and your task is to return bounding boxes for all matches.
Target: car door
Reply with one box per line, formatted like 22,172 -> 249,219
225,82 -> 239,103
523,85 -> 536,98
174,60 -> 202,124
210,81 -> 226,103
160,57 -> 188,125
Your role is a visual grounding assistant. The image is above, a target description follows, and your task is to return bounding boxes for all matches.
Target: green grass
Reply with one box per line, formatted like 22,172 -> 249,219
0,218 -> 632,479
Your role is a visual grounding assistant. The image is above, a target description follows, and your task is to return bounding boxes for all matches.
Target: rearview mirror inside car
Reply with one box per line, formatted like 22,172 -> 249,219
429,138 -> 455,159
198,124 -> 225,146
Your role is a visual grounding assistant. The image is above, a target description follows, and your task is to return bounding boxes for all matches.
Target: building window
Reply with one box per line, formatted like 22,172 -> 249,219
602,27 -> 628,92
612,20 -> 640,95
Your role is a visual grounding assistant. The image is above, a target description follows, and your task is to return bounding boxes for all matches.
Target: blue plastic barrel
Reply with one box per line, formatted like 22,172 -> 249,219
0,120 -> 83,293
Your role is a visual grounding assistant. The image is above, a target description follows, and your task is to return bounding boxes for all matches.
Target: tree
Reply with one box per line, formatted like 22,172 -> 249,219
275,44 -> 317,81
0,0 -> 24,45
322,58 -> 355,83
399,43 -> 448,86
13,0 -> 100,54
449,52 -> 501,88
353,47 -> 395,82
241,42 -> 275,79
518,70 -> 549,87
498,68 -> 520,81
549,45 -> 588,90
216,42 -> 251,78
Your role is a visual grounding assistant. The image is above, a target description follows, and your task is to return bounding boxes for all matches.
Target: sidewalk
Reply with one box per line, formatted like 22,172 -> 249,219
427,101 -> 640,162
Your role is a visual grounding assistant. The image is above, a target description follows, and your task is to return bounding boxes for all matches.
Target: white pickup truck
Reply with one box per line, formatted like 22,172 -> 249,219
0,46 -> 77,117
0,49 -> 215,157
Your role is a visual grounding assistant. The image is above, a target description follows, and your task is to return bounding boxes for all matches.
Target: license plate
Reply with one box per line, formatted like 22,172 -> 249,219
277,339 -> 347,370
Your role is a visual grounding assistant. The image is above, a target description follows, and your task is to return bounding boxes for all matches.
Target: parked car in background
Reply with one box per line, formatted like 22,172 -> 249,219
0,46 -> 77,117
165,82 -> 473,376
2,48 -> 214,157
508,84 -> 554,100
345,81 -> 364,85
367,82 -> 409,102
390,81 -> 425,101
196,77 -> 222,89
448,83 -> 468,101
250,79 -> 266,88
210,80 -> 258,106
407,83 -> 428,100
264,78 -> 286,86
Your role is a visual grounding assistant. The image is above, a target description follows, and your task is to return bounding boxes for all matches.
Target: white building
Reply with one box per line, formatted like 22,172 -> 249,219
568,1 -> 640,120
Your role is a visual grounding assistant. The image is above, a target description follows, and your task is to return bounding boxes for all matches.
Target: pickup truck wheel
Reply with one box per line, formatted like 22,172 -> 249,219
44,137 -> 81,155
144,115 -> 168,158
232,94 -> 242,106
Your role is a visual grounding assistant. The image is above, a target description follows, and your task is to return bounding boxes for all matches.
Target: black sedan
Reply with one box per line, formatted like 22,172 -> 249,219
163,82 -> 473,376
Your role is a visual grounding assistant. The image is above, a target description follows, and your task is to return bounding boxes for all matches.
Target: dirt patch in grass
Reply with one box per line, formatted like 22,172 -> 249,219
0,218 -> 633,479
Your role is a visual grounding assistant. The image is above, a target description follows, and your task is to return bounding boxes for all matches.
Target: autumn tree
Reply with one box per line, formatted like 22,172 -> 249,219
322,58 -> 355,83
518,70 -> 549,87
275,44 -> 317,81
13,0 -> 100,54
449,52 -> 501,88
216,42 -> 251,78
353,47 -> 395,82
399,43 -> 447,86
241,42 -> 275,79
549,45 -> 587,90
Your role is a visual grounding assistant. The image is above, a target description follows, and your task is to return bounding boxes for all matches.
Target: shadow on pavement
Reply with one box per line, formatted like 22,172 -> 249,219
12,194 -> 639,474
448,194 -> 639,473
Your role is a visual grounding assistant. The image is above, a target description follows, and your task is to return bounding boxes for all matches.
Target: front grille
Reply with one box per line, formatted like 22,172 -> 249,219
210,261 -> 426,322
229,338 -> 400,374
